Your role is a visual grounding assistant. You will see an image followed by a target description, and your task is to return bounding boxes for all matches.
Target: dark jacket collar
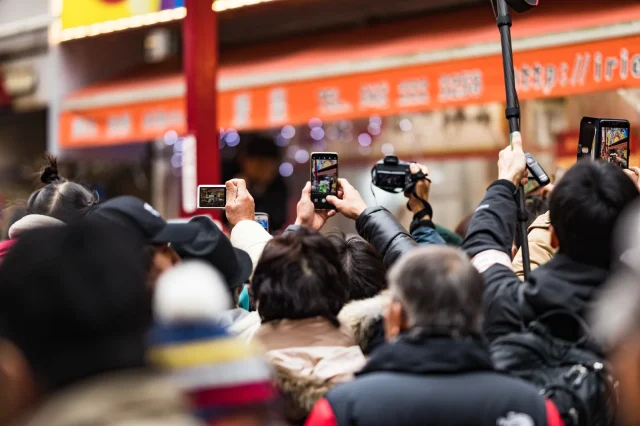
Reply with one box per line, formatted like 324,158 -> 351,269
358,329 -> 494,377
525,253 -> 608,318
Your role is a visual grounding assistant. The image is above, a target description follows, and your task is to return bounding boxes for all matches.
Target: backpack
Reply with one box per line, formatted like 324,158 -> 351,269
490,309 -> 618,426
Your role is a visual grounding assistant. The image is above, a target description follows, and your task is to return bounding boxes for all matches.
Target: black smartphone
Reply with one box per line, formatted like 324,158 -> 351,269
310,152 -> 338,210
254,212 -> 270,232
579,117 -> 630,169
197,185 -> 226,209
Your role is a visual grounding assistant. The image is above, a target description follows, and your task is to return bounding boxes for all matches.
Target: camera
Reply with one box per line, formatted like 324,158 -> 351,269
371,155 -> 420,193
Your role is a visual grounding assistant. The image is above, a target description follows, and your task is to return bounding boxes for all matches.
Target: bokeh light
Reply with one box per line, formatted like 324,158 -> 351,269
279,162 -> 294,177
295,149 -> 310,163
399,118 -> 413,132
164,130 -> 178,146
358,133 -> 372,147
381,143 -> 395,155
281,125 -> 296,139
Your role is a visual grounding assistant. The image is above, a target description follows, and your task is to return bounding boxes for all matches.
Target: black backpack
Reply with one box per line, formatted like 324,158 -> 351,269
490,309 -> 618,426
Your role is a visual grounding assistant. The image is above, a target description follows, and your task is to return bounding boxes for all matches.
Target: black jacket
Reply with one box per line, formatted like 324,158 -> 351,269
306,330 -> 562,426
356,206 -> 417,269
462,180 -> 609,343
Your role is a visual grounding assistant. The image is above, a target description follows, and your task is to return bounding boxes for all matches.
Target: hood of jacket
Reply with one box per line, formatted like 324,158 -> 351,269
524,253 -> 608,320
338,292 -> 389,354
267,345 -> 366,424
359,330 -> 493,377
11,371 -> 202,426
8,215 -> 65,239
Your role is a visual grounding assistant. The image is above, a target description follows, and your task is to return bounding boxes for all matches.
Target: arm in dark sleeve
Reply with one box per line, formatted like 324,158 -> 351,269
462,180 -> 525,342
356,206 -> 417,269
410,219 -> 446,246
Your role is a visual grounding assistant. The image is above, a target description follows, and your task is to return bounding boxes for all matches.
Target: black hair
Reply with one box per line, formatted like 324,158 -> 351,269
326,232 -> 386,301
388,246 -> 484,336
549,160 -> 639,270
26,154 -> 97,224
252,227 -> 348,326
0,219 -> 151,392
514,195 -> 550,249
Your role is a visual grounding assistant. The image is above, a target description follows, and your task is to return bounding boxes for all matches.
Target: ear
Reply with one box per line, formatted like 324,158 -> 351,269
549,225 -> 560,250
384,300 -> 405,342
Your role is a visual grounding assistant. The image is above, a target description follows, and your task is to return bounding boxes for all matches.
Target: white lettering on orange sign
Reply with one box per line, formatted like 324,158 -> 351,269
106,114 -> 132,138
397,78 -> 429,107
233,93 -> 251,127
269,88 -> 288,124
359,81 -> 390,109
71,117 -> 99,140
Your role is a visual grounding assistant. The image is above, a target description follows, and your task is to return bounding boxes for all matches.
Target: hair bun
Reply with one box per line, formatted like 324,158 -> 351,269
40,154 -> 61,184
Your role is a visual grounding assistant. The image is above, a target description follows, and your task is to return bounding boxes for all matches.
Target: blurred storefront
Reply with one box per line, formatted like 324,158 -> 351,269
51,0 -> 640,231
0,0 -> 53,229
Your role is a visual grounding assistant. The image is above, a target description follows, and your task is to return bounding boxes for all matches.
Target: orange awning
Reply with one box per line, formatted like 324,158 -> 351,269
60,0 -> 640,148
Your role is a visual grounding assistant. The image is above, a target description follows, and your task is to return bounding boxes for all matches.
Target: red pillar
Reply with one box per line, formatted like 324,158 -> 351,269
183,0 -> 219,217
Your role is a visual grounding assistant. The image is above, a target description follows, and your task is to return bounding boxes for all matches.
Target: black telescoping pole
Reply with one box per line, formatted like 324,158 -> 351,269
495,0 -> 531,279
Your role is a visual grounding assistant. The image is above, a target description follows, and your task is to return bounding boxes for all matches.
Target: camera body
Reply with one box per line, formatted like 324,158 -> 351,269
371,155 -> 418,193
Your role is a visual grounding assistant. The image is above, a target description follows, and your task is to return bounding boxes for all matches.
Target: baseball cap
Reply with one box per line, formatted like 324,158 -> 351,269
89,196 -> 199,245
172,216 -> 253,290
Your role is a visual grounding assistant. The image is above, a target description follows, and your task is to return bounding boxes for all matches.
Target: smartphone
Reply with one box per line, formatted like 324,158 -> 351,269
310,152 -> 338,210
254,212 -> 270,233
579,117 -> 630,169
197,185 -> 227,209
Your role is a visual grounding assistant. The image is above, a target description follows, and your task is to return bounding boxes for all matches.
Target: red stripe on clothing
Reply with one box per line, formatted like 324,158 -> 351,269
305,398 -> 338,426
546,399 -> 565,426
189,382 -> 278,407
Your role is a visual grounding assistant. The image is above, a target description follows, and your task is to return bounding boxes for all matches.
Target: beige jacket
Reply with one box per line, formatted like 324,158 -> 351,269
10,371 -> 202,426
512,212 -> 556,279
254,317 -> 366,424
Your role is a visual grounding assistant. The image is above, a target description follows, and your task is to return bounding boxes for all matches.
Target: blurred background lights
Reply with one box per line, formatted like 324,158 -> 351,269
313,140 -> 328,151
224,130 -> 240,147
294,149 -> 310,163
358,133 -> 372,147
310,127 -> 325,141
287,145 -> 300,159
369,116 -> 382,126
275,134 -> 290,147
381,143 -> 395,155
399,118 -> 413,132
163,130 -> 178,146
281,125 -> 296,139
279,162 -> 294,177
325,126 -> 340,141
170,153 -> 182,168
368,123 -> 381,136
308,117 -> 323,129
358,145 -> 372,156
173,138 -> 184,153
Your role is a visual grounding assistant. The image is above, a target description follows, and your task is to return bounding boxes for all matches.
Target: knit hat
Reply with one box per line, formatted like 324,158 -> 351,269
148,261 -> 280,423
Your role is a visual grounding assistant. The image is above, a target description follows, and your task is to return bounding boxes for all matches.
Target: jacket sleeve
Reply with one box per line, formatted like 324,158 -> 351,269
411,219 -> 447,246
462,180 -> 525,342
512,212 -> 555,279
304,398 -> 338,426
356,206 -> 417,269
230,220 -> 273,271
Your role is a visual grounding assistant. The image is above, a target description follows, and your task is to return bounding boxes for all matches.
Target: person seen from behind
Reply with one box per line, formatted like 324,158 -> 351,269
251,227 -> 366,425
463,132 -> 639,425
306,245 -> 564,426
0,220 -> 201,426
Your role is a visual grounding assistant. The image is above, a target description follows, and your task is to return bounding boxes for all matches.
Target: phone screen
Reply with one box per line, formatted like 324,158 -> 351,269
311,153 -> 338,209
600,125 -> 630,169
198,185 -> 226,209
254,213 -> 269,232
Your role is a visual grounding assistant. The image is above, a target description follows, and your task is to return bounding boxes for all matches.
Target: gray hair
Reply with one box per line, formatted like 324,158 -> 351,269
388,246 -> 484,336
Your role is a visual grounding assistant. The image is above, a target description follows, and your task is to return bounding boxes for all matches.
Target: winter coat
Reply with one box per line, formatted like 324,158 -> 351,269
338,291 -> 390,355
9,371 -> 202,426
463,180 -> 609,344
254,317 -> 366,425
512,211 -> 556,279
306,330 -> 564,426
0,215 -> 66,263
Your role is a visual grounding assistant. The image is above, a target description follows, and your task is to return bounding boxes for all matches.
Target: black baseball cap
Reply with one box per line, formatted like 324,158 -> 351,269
172,216 -> 253,290
89,196 -> 199,245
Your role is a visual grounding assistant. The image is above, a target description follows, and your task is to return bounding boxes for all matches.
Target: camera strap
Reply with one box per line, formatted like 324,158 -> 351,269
405,170 -> 433,221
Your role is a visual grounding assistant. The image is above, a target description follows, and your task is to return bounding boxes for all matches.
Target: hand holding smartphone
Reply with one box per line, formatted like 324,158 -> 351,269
310,152 -> 339,210
579,117 -> 630,169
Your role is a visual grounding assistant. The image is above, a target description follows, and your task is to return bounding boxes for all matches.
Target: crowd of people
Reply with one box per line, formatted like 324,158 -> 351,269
1,132 -> 640,426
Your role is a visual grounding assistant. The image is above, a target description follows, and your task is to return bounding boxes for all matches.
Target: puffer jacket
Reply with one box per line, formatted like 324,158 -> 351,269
254,317 -> 366,425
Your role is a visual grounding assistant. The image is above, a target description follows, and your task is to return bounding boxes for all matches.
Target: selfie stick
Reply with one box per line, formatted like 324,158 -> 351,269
495,0 -> 532,279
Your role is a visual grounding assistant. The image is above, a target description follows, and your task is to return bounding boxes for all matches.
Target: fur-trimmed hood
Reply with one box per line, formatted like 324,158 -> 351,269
338,291 -> 390,354
267,346 -> 366,425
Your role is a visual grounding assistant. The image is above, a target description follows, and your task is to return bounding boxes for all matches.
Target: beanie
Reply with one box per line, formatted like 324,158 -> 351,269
148,261 -> 280,422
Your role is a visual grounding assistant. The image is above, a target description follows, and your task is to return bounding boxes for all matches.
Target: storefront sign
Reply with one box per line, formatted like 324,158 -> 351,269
60,33 -> 640,147
61,0 -> 185,30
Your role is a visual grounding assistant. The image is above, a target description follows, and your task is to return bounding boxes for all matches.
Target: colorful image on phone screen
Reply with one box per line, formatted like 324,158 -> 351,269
311,158 -> 338,196
600,127 -> 629,169
199,187 -> 226,208
255,218 -> 268,230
